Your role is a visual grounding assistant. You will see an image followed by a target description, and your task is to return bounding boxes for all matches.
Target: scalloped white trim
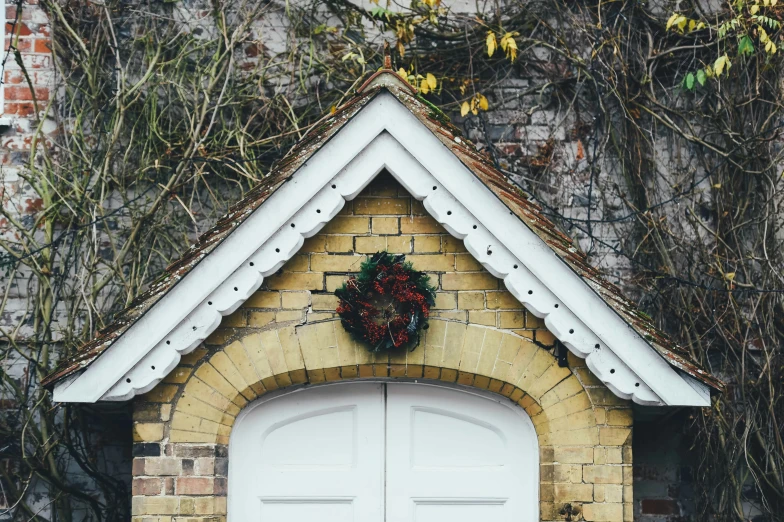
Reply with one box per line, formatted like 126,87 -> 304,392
103,134 -> 658,404
55,92 -> 708,406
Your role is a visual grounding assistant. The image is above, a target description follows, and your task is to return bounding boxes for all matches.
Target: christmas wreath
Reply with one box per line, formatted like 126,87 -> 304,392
335,252 -> 437,352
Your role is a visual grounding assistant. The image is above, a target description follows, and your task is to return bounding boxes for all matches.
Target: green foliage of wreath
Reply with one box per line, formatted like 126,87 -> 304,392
335,251 -> 437,352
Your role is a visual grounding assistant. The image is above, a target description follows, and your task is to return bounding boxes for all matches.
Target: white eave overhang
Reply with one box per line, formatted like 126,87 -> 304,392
53,90 -> 711,407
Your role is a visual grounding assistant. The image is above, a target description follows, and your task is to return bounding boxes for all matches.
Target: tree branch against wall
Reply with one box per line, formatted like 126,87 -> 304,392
0,0 -> 781,519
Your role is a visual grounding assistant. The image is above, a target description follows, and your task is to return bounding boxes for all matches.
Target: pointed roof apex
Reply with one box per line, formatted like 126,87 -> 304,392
358,69 -> 416,95
43,72 -> 723,405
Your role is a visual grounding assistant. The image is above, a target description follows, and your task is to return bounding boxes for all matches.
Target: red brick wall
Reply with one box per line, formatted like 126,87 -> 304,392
0,0 -> 54,338
2,0 -> 52,147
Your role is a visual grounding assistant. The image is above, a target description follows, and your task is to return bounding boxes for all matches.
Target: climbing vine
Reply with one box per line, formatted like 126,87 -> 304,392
667,0 -> 783,89
0,0 -> 781,519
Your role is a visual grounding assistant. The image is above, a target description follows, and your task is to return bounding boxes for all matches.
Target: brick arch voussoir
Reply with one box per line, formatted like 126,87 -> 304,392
170,318 -> 597,447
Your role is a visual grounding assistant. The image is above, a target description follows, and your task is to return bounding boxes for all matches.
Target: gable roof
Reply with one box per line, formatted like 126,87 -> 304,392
43,70 -> 723,405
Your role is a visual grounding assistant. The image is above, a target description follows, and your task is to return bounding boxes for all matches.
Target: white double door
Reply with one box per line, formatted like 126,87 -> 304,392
229,382 -> 538,521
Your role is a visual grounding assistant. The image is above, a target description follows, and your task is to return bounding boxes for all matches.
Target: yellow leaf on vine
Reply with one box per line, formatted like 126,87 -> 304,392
461,101 -> 470,117
750,3 -> 760,14
758,26 -> 778,53
500,32 -> 519,61
676,15 -> 688,31
666,13 -> 679,30
476,93 -> 489,111
486,31 -> 497,57
426,73 -> 437,90
714,54 -> 731,76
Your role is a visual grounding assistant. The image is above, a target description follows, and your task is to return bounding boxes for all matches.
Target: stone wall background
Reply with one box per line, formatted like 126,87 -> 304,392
0,0 -> 740,520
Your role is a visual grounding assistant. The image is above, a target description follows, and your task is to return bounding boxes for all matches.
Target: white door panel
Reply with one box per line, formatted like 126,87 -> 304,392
413,500 -> 506,522
258,499 -> 354,521
229,383 -> 385,521
385,383 -> 539,522
229,382 -> 538,521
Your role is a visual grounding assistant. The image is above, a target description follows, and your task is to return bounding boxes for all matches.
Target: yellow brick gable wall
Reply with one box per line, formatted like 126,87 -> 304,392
130,174 -> 633,522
